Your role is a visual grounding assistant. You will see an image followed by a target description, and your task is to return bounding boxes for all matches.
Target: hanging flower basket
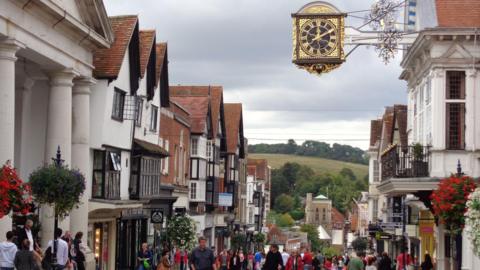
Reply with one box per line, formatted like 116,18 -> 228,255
166,215 -> 197,250
431,175 -> 477,234
466,188 -> 480,257
29,164 -> 85,218
0,163 -> 32,218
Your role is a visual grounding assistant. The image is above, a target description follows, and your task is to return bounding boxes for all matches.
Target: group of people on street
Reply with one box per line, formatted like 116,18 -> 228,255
0,219 -> 87,270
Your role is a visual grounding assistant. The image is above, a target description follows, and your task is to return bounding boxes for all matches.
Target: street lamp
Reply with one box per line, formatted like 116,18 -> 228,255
51,146 -> 64,270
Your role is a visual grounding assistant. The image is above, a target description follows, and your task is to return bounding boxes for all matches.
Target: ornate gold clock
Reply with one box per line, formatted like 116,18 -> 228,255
292,2 -> 346,75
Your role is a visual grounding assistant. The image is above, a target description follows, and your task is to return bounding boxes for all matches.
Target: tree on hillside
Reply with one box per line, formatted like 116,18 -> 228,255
286,139 -> 297,154
271,169 -> 290,209
289,209 -> 305,221
275,194 -> 294,213
340,167 -> 356,181
277,213 -> 295,228
282,162 -> 301,189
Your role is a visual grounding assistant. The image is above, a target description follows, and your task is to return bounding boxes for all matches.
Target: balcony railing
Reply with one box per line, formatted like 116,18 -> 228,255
381,145 -> 430,181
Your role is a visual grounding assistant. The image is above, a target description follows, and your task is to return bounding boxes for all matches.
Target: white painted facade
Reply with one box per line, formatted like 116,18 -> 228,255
0,1 -> 112,270
399,29 -> 480,270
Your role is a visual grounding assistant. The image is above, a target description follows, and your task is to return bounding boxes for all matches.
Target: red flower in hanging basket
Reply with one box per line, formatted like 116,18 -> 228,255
0,162 -> 33,218
431,175 -> 477,233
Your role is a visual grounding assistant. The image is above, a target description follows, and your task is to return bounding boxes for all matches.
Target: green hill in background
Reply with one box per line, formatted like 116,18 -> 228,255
249,153 -> 368,180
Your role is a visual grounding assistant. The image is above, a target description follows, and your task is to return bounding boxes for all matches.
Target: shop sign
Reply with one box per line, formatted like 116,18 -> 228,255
151,209 -> 164,224
219,193 -> 233,207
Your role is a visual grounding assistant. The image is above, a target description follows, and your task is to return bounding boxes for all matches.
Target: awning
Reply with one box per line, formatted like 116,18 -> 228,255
318,225 -> 331,240
133,138 -> 169,157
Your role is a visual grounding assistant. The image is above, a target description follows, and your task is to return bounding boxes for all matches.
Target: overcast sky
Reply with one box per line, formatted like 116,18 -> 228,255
104,0 -> 407,150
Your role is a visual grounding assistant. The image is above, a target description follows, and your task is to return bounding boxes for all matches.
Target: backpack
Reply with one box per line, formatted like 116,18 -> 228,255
42,246 -> 53,270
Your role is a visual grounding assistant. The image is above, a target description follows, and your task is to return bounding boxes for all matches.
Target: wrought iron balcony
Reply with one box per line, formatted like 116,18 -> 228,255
381,145 -> 430,181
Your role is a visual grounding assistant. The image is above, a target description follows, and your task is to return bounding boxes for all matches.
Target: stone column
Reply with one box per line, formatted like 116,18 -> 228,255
436,224 -> 446,270
18,78 -> 35,178
70,77 -> 95,270
40,69 -> 77,247
0,38 -> 24,241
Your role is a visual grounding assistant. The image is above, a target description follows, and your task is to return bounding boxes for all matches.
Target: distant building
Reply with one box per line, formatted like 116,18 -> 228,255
305,193 -> 332,232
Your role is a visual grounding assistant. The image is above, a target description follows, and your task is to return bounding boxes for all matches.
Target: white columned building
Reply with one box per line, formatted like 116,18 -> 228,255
0,38 -> 25,241
0,2 -> 112,270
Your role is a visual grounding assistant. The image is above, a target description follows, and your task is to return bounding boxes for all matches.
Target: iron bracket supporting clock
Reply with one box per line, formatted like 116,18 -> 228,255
292,1 -> 346,75
292,1 -> 418,75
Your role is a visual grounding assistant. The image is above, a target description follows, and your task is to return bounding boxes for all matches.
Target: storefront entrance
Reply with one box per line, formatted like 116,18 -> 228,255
116,217 -> 148,270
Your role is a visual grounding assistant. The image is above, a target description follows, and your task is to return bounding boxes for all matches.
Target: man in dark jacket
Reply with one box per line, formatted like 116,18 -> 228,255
263,245 -> 283,270
16,219 -> 36,251
377,252 -> 392,270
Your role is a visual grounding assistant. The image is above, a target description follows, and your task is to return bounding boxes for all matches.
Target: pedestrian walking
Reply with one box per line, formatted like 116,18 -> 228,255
230,250 -> 239,270
254,250 -> 263,270
14,239 -> 36,270
395,248 -> 411,270
420,254 -> 433,270
281,249 -> 289,269
346,252 -> 364,270
365,257 -> 376,270
0,231 -> 17,270
377,253 -> 391,270
285,249 -> 303,270
263,245 -> 283,270
302,249 -> 312,270
47,228 -> 70,270
157,250 -> 173,270
238,251 -> 248,270
138,243 -> 153,270
217,250 -> 229,270
72,232 -> 86,270
190,237 -> 216,270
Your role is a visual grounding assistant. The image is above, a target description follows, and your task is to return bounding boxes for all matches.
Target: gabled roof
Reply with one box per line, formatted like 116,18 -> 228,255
139,30 -> 156,78
435,0 -> 480,27
170,96 -> 210,134
370,119 -> 383,148
380,106 -> 394,153
170,86 -> 224,136
247,159 -> 269,180
155,43 -> 167,85
224,103 -> 243,154
93,15 -> 138,79
394,104 -> 408,148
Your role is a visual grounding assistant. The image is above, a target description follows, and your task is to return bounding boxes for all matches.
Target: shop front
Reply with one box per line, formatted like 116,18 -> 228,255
116,209 -> 149,270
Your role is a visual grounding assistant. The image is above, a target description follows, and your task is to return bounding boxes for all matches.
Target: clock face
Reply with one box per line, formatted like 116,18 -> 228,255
300,19 -> 338,57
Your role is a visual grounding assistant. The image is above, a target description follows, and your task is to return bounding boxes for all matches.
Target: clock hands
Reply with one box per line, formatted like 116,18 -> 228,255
312,28 -> 335,41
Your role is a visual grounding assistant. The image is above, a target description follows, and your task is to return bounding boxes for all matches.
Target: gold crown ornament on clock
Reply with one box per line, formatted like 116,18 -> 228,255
292,1 -> 346,75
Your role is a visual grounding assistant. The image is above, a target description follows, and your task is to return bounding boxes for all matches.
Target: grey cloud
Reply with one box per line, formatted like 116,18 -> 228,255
104,0 -> 407,149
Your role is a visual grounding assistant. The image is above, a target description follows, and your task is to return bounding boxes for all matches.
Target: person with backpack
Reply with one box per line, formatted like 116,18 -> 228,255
14,239 -> 36,270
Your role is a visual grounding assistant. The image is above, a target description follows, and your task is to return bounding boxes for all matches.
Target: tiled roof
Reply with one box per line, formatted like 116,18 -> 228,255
436,0 -> 480,27
139,30 -> 156,78
224,103 -> 243,154
247,159 -> 268,180
155,43 -> 167,85
170,96 -> 209,134
380,106 -> 394,153
394,105 -> 408,148
93,15 -> 138,79
247,165 -> 257,177
170,86 -> 224,136
369,119 -> 383,147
